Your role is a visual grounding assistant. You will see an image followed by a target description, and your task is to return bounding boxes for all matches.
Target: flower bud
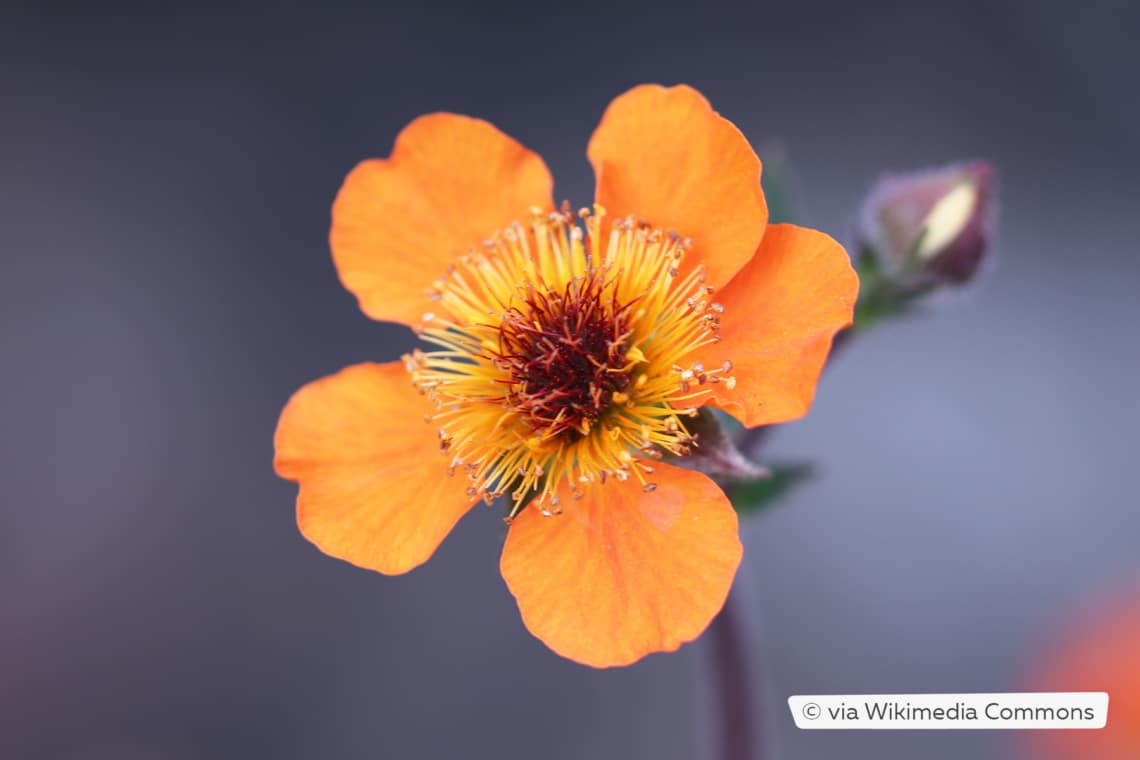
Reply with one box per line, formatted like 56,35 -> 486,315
857,162 -> 996,288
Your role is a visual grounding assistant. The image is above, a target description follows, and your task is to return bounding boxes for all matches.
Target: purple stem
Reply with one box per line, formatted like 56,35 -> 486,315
712,260 -> 915,755
713,325 -> 861,757
707,591 -> 760,760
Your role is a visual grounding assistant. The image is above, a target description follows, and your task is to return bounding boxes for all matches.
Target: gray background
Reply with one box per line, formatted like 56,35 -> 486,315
2,1 -> 1138,758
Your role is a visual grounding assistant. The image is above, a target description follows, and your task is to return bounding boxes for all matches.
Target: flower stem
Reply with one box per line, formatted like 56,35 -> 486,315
706,590 -> 762,760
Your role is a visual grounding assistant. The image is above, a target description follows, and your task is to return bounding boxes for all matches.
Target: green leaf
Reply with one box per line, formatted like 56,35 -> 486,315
724,462 -> 816,518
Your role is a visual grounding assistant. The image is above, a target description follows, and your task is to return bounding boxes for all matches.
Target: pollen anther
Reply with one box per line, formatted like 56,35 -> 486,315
407,204 -> 732,510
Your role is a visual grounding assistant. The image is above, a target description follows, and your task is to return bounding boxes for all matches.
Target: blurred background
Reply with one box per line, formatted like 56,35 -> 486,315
2,1 -> 1138,758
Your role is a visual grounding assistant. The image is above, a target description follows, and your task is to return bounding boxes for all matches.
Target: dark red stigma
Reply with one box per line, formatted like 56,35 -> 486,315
496,272 -> 637,441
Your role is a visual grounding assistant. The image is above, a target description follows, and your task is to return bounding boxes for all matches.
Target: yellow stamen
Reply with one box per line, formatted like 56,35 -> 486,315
404,205 -> 734,513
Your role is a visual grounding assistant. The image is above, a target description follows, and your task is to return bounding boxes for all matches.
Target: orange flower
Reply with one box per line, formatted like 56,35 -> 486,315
1024,585 -> 1140,759
274,84 -> 858,667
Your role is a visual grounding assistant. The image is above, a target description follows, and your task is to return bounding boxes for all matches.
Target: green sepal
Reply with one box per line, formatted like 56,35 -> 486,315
723,462 -> 816,518
852,247 -> 932,332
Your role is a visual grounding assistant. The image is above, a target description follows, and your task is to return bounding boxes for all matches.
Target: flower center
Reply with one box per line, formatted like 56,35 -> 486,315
403,204 -> 734,516
498,269 -> 634,442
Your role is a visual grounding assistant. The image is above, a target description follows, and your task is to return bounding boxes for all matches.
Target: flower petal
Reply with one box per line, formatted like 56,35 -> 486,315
274,362 -> 477,575
682,224 -> 858,428
588,84 -> 767,288
500,463 -> 741,667
331,114 -> 554,326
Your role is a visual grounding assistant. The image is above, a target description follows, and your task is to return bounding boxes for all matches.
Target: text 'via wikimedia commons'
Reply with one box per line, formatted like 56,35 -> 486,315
788,693 -> 1108,730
